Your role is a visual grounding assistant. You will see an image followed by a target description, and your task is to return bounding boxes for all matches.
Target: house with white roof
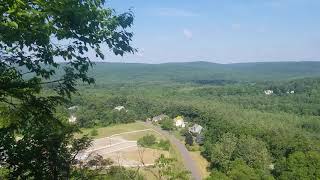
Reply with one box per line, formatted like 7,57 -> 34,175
189,124 -> 203,134
174,116 -> 186,128
286,90 -> 295,94
68,115 -> 77,123
68,106 -> 78,110
264,90 -> 273,95
152,114 -> 169,122
114,106 -> 125,111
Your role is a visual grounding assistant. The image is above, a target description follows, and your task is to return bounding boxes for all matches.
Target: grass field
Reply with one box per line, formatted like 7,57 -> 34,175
125,148 -> 169,164
118,130 -> 164,141
171,130 -> 185,141
78,122 -> 166,141
77,122 -> 149,139
139,169 -> 158,180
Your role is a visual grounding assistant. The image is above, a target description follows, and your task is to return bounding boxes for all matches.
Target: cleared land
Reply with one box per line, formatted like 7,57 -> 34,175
76,122 -> 196,179
115,129 -> 164,141
76,123 -> 168,167
78,122 -> 149,138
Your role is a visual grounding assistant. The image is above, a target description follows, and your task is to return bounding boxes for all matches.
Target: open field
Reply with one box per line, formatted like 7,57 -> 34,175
113,129 -> 164,141
75,122 -> 202,179
123,147 -> 169,165
77,122 -> 150,139
76,122 -> 169,167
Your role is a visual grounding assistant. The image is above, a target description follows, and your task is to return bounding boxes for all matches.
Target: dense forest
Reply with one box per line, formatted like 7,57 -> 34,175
62,62 -> 320,179
87,61 -> 320,84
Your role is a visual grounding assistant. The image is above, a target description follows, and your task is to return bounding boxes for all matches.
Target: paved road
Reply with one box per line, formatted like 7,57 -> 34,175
142,121 -> 202,180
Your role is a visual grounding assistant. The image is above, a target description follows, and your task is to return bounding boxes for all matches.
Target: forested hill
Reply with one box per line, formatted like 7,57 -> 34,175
90,61 -> 320,84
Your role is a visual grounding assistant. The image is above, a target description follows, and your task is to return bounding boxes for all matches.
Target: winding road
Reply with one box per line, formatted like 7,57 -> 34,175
142,121 -> 202,180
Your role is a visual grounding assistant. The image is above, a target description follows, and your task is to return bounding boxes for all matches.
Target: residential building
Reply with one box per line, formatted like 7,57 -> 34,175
152,114 -> 169,122
114,106 -> 125,111
189,124 -> 203,134
174,116 -> 186,128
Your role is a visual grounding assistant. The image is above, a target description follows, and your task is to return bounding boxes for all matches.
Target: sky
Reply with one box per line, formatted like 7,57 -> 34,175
103,0 -> 320,64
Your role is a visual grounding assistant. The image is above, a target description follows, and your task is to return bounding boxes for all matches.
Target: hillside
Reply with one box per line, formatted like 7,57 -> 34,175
89,61 -> 320,85
66,61 -> 320,180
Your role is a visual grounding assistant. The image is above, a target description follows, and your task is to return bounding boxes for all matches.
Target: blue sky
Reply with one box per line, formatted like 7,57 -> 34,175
104,0 -> 320,63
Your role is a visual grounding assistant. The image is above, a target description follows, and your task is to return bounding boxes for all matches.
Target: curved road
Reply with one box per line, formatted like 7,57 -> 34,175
142,121 -> 202,180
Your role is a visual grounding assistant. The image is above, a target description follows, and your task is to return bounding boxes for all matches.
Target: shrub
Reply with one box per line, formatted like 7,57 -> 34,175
180,128 -> 188,136
186,144 -> 200,151
0,168 -> 9,179
196,134 -> 205,145
185,132 -> 194,146
160,118 -> 175,131
158,139 -> 170,151
137,134 -> 156,147
90,128 -> 98,136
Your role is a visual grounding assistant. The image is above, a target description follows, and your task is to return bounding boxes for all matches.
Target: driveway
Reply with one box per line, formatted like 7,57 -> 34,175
142,121 -> 202,180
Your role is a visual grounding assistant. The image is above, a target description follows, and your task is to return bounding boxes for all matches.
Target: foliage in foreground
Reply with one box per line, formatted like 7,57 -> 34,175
71,155 -> 145,180
0,0 -> 134,178
145,154 -> 190,180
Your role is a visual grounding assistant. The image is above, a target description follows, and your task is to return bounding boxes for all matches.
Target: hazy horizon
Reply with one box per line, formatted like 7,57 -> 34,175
91,60 -> 320,65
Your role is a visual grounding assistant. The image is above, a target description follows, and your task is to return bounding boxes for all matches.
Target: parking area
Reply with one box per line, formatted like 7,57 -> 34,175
76,129 -> 168,167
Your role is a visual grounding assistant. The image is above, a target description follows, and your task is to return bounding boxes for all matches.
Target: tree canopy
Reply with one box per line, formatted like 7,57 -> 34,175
0,0 -> 134,179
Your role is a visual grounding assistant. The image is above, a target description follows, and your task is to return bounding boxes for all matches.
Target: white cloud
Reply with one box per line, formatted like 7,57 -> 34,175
155,8 -> 199,17
183,29 -> 193,39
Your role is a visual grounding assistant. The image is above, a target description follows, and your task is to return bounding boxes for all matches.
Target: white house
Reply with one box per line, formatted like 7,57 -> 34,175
152,114 -> 169,122
114,106 -> 125,111
264,90 -> 273,95
286,90 -> 295,94
68,115 -> 77,123
269,164 -> 275,170
68,106 -> 78,110
189,124 -> 203,134
174,116 -> 186,128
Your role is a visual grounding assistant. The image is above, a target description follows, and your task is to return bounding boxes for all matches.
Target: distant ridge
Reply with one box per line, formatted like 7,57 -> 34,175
93,60 -> 320,65
88,61 -> 320,84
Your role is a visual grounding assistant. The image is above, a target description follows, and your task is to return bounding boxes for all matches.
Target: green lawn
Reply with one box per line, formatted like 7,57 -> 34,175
171,130 -> 185,142
77,122 -> 166,141
76,122 -> 149,139
119,130 -> 164,141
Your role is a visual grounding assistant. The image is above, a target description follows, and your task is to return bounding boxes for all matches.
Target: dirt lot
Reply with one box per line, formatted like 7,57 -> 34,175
76,129 -> 168,167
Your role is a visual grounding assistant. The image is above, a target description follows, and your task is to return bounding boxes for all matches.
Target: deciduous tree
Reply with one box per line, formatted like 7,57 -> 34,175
0,0 -> 134,178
